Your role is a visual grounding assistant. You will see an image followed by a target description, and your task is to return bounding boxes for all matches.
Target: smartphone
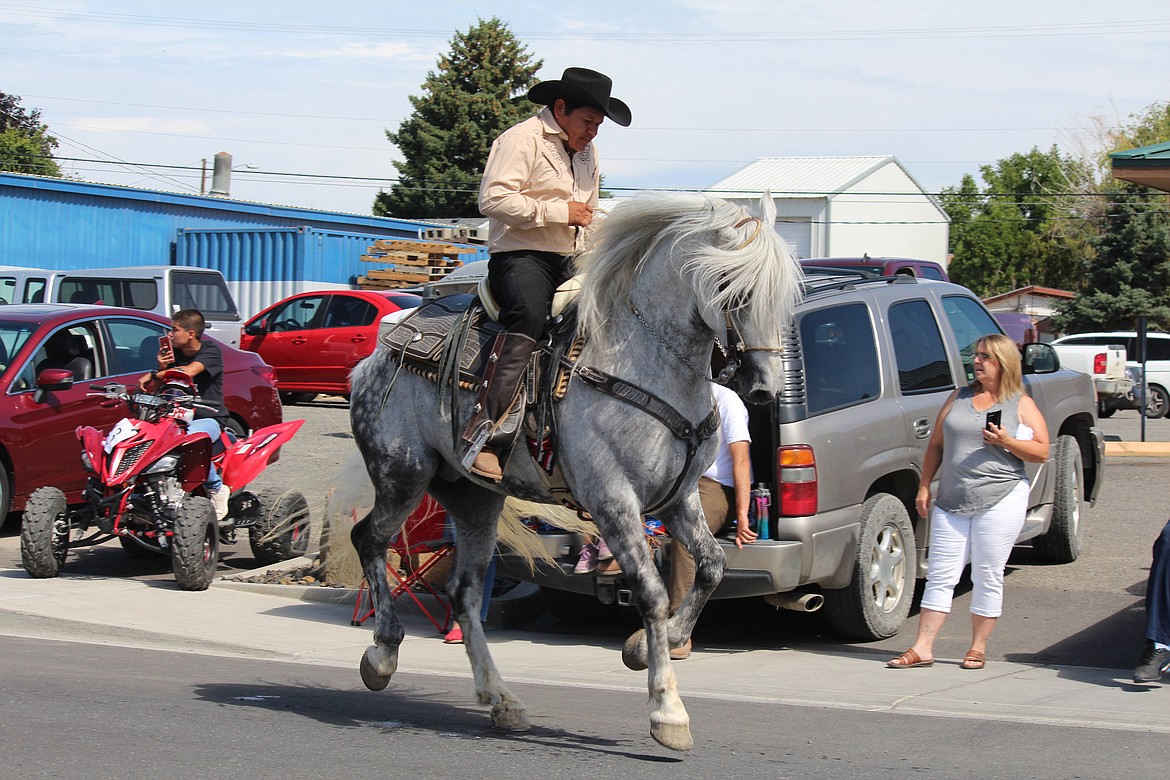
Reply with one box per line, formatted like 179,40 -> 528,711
985,409 -> 1002,431
158,335 -> 175,364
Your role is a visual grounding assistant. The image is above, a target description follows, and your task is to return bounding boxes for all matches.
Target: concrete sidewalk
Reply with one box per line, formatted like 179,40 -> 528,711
1,559 -> 1167,736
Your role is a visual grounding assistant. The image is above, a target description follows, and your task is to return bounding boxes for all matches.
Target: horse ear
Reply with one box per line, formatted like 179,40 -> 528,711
758,190 -> 777,224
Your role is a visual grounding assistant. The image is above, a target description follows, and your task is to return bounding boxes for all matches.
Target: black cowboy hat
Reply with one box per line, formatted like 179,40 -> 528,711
528,67 -> 632,127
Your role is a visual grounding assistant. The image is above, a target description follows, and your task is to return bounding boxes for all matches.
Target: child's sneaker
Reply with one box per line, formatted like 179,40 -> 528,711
574,543 -> 598,574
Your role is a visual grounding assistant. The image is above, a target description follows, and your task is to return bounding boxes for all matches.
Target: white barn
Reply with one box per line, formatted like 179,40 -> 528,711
707,156 -> 950,263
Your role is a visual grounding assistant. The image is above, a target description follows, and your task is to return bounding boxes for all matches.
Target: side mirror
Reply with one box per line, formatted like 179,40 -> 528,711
36,367 -> 75,390
244,320 -> 266,337
1022,342 -> 1058,375
33,367 -> 75,403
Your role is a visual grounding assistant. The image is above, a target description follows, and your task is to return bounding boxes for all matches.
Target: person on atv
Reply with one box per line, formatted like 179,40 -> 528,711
138,308 -> 231,520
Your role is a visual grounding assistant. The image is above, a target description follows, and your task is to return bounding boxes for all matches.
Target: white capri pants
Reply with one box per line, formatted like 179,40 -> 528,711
920,480 -> 1029,618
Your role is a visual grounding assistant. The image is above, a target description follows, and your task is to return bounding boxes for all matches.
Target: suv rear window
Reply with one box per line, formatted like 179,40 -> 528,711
171,270 -> 238,319
889,299 -> 953,394
800,303 -> 880,414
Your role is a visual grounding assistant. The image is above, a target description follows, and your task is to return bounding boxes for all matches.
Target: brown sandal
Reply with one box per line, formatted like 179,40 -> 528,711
960,650 -> 986,670
886,648 -> 933,669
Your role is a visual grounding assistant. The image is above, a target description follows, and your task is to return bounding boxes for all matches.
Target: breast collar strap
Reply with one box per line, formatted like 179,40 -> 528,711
573,365 -> 720,515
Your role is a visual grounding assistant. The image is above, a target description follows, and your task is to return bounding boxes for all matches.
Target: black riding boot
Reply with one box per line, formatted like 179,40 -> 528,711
462,332 -> 537,480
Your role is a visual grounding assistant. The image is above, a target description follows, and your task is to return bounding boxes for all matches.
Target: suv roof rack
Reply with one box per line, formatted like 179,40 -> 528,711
802,273 -> 920,296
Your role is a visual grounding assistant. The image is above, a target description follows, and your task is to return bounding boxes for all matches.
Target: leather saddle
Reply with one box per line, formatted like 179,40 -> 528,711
378,275 -> 583,393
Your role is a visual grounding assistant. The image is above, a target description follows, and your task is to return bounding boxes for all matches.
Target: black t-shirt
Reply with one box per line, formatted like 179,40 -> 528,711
174,338 -> 227,420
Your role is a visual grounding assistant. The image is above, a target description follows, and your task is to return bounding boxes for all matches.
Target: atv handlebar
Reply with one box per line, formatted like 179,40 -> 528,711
87,382 -> 218,421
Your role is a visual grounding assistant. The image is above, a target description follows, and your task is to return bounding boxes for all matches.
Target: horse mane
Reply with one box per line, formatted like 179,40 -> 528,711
575,192 -> 801,347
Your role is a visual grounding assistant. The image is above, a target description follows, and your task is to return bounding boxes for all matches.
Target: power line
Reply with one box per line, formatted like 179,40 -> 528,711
12,155 -> 1169,202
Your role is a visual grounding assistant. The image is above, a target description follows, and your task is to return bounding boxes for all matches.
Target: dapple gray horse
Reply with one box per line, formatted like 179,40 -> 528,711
349,192 -> 801,750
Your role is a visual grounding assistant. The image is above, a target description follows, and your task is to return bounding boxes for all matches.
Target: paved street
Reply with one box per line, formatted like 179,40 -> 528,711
2,402 -> 1170,776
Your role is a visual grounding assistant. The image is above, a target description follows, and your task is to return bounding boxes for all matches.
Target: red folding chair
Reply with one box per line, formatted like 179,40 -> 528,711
351,495 -> 454,634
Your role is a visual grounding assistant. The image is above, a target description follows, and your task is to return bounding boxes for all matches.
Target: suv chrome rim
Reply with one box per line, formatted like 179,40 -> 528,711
867,524 -> 906,613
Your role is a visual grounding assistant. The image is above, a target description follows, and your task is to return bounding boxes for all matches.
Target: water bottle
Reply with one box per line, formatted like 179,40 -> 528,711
749,484 -> 767,537
756,485 -> 771,539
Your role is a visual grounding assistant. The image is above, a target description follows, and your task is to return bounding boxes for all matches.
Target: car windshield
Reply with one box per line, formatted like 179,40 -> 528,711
0,321 -> 39,376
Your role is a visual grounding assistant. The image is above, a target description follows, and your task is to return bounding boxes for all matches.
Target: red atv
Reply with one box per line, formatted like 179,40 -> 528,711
20,370 -> 309,590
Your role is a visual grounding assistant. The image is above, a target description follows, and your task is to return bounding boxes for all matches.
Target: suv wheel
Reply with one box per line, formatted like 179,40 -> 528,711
1032,435 -> 1083,563
823,493 -> 917,641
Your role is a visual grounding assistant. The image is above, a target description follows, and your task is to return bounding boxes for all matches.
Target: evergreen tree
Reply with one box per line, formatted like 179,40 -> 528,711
374,18 -> 542,218
0,92 -> 60,176
1054,183 -> 1170,332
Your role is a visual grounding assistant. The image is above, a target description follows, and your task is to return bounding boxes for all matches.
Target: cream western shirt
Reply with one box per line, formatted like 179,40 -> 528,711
478,106 -> 600,255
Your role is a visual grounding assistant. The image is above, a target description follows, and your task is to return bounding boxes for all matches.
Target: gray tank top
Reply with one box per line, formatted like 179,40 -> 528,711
934,387 -> 1028,515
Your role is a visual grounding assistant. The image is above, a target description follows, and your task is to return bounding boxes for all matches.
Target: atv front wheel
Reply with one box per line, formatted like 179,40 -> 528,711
171,495 -> 219,591
20,487 -> 70,578
250,488 -> 311,566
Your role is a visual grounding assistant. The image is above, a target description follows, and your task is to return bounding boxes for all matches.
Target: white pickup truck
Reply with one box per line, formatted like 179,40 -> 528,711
1051,342 -> 1134,415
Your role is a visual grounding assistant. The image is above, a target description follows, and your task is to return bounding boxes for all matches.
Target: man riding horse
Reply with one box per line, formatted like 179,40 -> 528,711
464,67 -> 632,481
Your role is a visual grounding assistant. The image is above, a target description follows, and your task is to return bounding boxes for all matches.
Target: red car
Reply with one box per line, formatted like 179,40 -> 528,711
0,304 -> 281,521
240,289 -> 420,402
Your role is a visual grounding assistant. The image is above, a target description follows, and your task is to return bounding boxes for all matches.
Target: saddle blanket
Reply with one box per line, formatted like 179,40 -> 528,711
378,293 -> 503,385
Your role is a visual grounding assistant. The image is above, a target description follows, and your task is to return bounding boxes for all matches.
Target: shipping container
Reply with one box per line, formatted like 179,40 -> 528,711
175,226 -> 486,319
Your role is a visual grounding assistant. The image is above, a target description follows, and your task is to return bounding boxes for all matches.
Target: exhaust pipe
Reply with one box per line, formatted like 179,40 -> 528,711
764,591 -> 825,613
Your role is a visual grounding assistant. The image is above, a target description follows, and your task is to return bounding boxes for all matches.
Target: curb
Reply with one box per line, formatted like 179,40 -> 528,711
1104,441 -> 1170,457
214,557 -> 546,630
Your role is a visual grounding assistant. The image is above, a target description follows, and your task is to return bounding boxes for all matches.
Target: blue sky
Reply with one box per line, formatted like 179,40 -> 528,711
2,1 -> 1168,215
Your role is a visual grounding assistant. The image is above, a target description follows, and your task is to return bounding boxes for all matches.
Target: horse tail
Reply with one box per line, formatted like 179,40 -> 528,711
321,451 -> 598,577
497,498 -> 598,573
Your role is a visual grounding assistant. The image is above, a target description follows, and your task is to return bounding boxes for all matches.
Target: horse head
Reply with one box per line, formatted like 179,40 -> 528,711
578,192 -> 802,404
690,193 -> 802,404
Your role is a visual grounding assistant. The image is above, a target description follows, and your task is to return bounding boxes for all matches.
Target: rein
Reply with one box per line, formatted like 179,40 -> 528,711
573,365 -> 720,515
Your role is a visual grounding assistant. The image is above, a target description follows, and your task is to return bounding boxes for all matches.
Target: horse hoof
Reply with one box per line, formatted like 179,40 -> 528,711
650,720 -> 694,752
491,703 -> 532,732
359,646 -> 396,691
359,654 -> 390,691
622,629 -> 649,671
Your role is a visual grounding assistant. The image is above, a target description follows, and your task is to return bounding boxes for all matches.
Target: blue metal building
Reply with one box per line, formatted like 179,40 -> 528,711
0,172 -> 486,316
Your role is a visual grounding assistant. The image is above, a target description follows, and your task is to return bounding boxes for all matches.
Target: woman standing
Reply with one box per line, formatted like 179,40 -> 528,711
887,334 -> 1050,670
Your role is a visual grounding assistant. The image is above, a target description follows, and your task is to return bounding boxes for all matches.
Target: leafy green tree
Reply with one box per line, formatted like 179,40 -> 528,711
374,18 -> 542,218
1109,100 -> 1170,154
1055,183 -> 1170,332
0,92 -> 60,176
942,146 -> 1092,297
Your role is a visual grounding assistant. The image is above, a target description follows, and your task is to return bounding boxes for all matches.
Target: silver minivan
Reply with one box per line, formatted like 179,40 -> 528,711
50,266 -> 242,347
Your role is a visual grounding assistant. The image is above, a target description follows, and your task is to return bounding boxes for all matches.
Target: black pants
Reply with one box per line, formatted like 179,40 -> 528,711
487,250 -> 570,340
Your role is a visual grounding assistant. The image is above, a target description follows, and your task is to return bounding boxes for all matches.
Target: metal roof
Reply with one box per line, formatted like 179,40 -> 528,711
707,155 -> 916,198
0,171 -> 428,234
1110,141 -> 1170,192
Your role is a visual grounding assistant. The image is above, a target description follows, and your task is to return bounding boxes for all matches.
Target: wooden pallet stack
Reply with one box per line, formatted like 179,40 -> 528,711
357,239 -> 475,290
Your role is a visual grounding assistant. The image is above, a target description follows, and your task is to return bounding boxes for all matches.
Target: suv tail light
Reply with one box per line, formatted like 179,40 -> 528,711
1093,353 -> 1107,375
776,445 -> 817,516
